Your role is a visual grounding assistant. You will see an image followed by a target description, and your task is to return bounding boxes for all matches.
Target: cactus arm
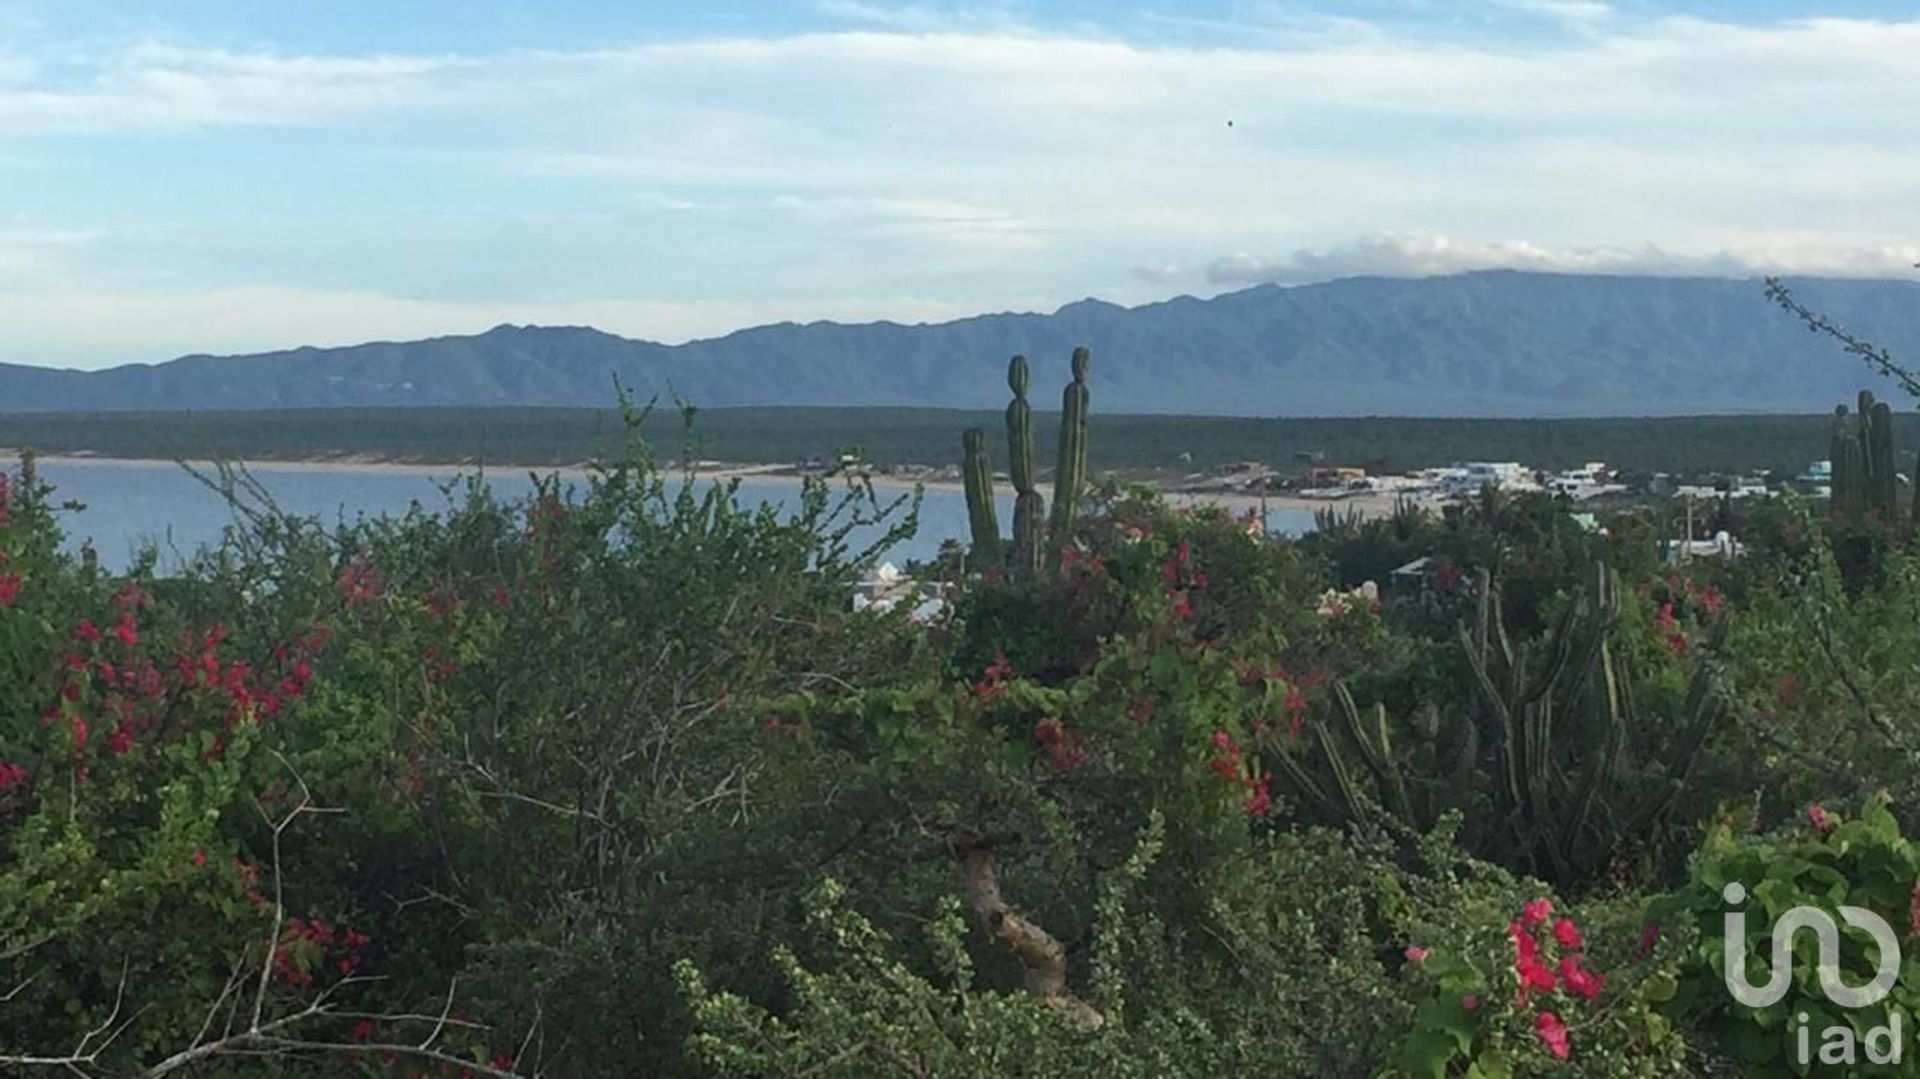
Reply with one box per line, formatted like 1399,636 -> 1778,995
1313,716 -> 1370,821
1269,742 -> 1343,817
1049,347 -> 1091,552
1332,684 -> 1415,824
1004,354 -> 1045,577
961,427 -> 1002,565
1460,622 -> 1526,810
1870,401 -> 1898,515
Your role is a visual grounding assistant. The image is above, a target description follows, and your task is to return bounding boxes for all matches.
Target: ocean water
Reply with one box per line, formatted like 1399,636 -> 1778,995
30,460 -> 1316,572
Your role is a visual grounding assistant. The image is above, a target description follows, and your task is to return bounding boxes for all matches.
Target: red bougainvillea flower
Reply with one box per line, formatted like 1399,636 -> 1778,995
1552,916 -> 1584,950
0,571 -> 20,606
1665,632 -> 1690,656
1508,920 -> 1537,960
1633,923 -> 1659,962
1460,993 -> 1479,1012
1243,770 -> 1271,816
1404,945 -> 1429,963
1559,954 -> 1604,1000
1521,896 -> 1554,927
1695,584 -> 1724,615
190,849 -> 208,868
1808,802 -> 1836,837
1516,955 -> 1557,994
73,618 -> 102,643
0,761 -> 28,791
1654,601 -> 1677,631
111,611 -> 139,647
1535,1011 -> 1571,1060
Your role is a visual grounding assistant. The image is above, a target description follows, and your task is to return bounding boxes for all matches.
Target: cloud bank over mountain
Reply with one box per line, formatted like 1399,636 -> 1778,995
0,6 -> 1917,368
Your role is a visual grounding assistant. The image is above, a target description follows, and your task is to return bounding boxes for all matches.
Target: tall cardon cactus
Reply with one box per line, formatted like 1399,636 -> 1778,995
961,427 -> 1001,566
1005,355 -> 1046,578
1049,347 -> 1091,553
1830,391 -> 1902,522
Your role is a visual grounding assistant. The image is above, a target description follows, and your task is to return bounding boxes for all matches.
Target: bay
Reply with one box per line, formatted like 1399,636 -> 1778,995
31,460 -> 1318,572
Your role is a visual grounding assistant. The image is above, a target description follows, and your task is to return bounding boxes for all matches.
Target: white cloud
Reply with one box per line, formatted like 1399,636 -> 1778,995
1204,234 -> 1920,286
3,14 -> 1920,363
1499,0 -> 1612,23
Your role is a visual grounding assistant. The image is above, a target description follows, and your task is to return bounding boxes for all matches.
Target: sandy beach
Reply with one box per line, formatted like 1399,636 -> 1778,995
13,451 -> 1420,519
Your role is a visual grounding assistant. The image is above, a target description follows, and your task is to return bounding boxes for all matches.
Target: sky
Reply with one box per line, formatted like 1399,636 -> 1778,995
1,0 -> 1917,369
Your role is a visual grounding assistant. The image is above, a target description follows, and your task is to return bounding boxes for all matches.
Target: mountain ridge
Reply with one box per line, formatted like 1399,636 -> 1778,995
3,271 -> 1917,417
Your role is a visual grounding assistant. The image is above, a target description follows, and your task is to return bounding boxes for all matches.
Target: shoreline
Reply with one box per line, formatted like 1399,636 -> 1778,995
11,451 -> 1421,518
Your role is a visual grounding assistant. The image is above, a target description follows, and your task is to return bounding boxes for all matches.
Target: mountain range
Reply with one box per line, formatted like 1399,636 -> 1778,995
3,271 -> 1917,417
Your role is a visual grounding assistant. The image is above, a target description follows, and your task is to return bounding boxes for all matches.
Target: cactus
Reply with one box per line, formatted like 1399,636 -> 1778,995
1830,392 -> 1903,521
954,350 -> 1093,578
1274,561 -> 1730,883
961,427 -> 1001,565
1049,347 -> 1091,552
1005,355 -> 1045,578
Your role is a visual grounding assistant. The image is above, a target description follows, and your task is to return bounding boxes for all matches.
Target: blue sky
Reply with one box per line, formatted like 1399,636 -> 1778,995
1,0 -> 1917,368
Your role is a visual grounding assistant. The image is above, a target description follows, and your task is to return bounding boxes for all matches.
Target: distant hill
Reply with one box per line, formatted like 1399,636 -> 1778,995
3,272 -> 1917,416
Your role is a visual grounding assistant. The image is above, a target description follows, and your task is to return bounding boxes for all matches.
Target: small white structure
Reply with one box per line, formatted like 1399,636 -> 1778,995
1443,462 -> 1537,496
852,562 -> 951,623
1663,530 -> 1743,564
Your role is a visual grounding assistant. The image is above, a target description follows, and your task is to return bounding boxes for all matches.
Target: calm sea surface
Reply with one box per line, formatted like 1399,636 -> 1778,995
33,461 -> 1317,571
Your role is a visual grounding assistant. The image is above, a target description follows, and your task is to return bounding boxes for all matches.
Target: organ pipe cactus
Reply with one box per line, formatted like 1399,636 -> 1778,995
959,349 -> 1094,578
960,427 -> 1001,566
1049,347 -> 1091,552
1272,562 -> 1730,883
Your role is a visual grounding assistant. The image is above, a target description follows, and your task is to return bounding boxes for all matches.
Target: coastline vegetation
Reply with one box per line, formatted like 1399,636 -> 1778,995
2,405 -> 1912,479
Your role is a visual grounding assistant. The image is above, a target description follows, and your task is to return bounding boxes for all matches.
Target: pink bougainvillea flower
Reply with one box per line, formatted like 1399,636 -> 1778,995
1552,916 -> 1584,951
1404,945 -> 1429,963
1521,896 -> 1554,927
1535,1011 -> 1571,1060
1654,601 -> 1677,630
191,849 -> 207,868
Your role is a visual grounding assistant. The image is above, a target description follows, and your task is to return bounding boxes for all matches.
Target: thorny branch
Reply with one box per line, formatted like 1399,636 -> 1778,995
1,754 -> 542,1077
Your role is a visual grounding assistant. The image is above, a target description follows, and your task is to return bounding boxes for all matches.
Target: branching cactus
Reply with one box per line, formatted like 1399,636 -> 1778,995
956,350 -> 1092,578
1274,561 -> 1730,884
1049,347 -> 1091,553
961,427 -> 1001,566
1830,392 -> 1902,521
